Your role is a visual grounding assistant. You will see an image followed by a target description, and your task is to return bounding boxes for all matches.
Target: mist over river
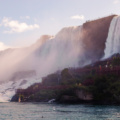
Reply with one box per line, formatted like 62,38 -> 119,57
0,103 -> 120,120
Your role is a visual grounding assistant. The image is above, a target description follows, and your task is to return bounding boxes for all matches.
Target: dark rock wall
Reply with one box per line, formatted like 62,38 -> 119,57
82,15 -> 116,63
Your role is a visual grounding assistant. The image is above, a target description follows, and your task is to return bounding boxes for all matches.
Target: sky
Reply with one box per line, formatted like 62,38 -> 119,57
0,0 -> 120,49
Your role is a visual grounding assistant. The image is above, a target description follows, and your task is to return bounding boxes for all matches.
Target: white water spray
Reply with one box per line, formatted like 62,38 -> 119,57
0,26 -> 90,102
104,16 -> 120,58
1,18 -> 117,102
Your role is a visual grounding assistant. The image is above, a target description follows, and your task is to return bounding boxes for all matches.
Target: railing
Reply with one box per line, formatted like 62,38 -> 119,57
16,66 -> 120,95
70,66 -> 120,75
16,85 -> 70,95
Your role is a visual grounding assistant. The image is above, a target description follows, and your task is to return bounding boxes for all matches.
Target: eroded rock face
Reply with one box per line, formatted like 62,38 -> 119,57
82,15 -> 116,63
58,89 -> 93,103
76,90 -> 93,101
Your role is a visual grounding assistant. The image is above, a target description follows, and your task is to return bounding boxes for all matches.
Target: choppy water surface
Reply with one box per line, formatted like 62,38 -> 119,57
0,103 -> 120,120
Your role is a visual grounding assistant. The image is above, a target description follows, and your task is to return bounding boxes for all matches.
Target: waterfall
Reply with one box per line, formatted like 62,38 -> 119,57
0,25 -> 91,102
104,16 -> 120,58
0,16 -> 114,102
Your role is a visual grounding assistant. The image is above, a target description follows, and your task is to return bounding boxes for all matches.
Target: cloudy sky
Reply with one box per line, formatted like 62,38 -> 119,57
0,0 -> 120,49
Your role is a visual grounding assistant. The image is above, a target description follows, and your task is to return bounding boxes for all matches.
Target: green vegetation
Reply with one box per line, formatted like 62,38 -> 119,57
28,90 -> 57,102
90,74 -> 120,103
42,73 -> 60,86
11,54 -> 120,104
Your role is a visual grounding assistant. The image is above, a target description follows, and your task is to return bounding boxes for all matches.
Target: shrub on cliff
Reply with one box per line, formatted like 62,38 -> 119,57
91,74 -> 120,103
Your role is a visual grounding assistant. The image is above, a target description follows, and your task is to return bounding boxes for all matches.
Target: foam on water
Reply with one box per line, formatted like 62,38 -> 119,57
0,77 -> 41,102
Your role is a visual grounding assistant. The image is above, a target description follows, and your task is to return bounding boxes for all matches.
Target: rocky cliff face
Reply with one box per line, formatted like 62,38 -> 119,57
82,15 -> 116,63
75,90 -> 93,101
58,90 -> 93,103
0,15 -> 116,83
0,15 -> 118,102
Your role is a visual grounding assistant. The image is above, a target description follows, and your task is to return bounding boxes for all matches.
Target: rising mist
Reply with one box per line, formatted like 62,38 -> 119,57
0,15 -> 117,102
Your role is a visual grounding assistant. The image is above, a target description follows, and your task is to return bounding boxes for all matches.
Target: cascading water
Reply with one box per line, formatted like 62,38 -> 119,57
104,16 -> 120,58
0,14 -> 117,102
0,25 -> 89,102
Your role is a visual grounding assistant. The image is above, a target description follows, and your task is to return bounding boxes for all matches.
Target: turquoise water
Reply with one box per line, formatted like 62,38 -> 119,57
0,103 -> 120,120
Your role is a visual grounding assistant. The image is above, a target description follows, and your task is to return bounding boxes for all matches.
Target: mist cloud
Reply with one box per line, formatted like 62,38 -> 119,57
0,42 -> 10,51
0,26 -> 88,82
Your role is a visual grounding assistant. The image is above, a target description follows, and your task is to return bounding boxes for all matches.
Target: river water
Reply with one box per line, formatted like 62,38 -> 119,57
0,102 -> 120,120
